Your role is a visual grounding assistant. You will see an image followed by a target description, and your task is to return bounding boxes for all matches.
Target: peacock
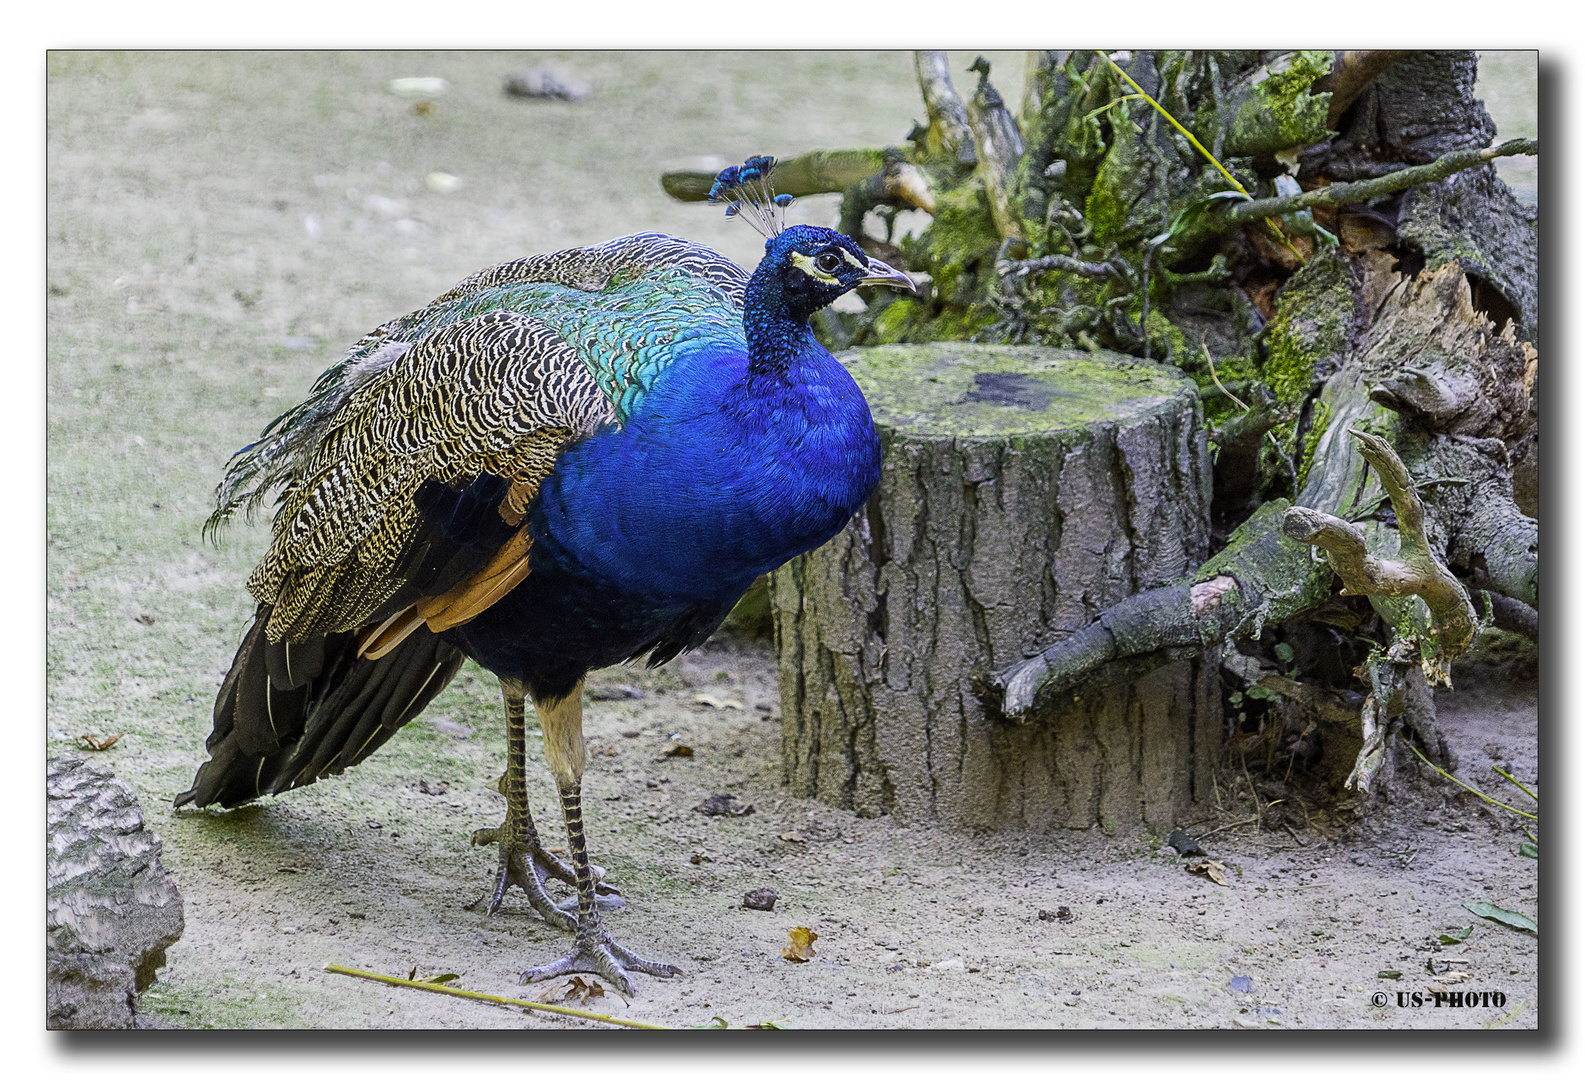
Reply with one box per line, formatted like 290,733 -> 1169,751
175,157 -> 917,993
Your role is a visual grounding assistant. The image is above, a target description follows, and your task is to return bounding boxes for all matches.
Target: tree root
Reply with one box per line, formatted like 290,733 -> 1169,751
1280,429 -> 1477,672
1310,51 -> 1416,129
1478,590 -> 1538,641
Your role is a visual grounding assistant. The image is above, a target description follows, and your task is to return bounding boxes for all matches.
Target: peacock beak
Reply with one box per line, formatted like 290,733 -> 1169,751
860,256 -> 923,297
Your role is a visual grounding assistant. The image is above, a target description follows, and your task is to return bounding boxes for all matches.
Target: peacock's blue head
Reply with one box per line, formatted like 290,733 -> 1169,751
709,156 -> 919,321
759,225 -> 919,318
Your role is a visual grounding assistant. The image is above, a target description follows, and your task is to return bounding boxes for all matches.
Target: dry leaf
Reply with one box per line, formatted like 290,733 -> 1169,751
133,614 -> 155,625
1187,859 -> 1232,887
537,976 -> 608,1005
408,965 -> 418,981
417,779 -> 450,795
778,831 -> 807,843
1245,281 -> 1279,322
693,693 -> 744,710
78,733 -> 122,752
660,742 -> 694,757
782,926 -> 817,962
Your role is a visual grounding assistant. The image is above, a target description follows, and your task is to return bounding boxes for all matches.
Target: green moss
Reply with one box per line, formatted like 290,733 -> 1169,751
921,179 -> 1001,309
865,296 -> 920,344
1084,102 -> 1149,249
1210,51 -> 1336,158
1294,399 -> 1332,491
838,342 -> 1196,438
1141,306 -> 1191,362
1260,248 -> 1353,405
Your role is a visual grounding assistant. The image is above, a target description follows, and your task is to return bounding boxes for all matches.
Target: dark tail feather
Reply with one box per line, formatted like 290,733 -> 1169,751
175,604 -> 464,809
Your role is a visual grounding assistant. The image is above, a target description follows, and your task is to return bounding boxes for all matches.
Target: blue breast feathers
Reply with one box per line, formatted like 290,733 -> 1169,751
530,336 -> 881,604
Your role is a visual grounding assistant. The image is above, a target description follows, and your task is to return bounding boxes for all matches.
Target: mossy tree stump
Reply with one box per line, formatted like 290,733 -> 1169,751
772,343 -> 1217,834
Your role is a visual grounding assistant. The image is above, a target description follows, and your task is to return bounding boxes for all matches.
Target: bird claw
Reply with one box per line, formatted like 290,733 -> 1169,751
464,839 -> 576,930
519,932 -> 683,997
464,828 -> 622,927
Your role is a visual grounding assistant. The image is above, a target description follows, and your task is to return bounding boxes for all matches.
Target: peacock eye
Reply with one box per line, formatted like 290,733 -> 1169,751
815,250 -> 843,275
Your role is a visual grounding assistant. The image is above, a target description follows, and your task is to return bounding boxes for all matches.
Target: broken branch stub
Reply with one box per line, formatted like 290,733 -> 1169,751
963,56 -> 1026,243
661,149 -> 888,203
914,51 -> 976,166
1310,51 -> 1416,130
1280,429 -> 1477,672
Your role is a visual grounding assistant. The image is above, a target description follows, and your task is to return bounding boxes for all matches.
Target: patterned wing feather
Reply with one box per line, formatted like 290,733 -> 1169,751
209,233 -> 748,533
250,310 -> 613,641
210,232 -> 749,642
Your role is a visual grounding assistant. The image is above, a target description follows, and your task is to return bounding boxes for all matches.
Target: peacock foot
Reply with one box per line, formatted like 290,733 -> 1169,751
464,826 -> 623,926
519,927 -> 683,997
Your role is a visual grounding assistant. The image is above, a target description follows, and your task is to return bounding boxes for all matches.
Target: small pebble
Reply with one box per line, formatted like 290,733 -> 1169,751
742,887 -> 778,911
503,67 -> 591,101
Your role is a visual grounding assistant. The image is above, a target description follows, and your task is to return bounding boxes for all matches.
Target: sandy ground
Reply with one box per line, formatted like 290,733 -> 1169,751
129,636 -> 1539,1030
45,51 -> 1540,1030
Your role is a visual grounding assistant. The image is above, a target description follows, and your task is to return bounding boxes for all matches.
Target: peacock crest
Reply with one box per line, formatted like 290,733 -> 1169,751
707,155 -> 793,239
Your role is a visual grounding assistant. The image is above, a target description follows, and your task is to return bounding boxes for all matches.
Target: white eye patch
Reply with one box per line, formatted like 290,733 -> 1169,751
789,250 -> 840,285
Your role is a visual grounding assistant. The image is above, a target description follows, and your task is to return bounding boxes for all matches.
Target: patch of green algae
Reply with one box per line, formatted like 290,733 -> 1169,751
1261,248 -> 1354,405
838,342 -> 1195,438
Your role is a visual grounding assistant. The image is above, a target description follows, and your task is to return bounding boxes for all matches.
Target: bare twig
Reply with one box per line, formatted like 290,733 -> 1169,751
999,253 -> 1126,281
1400,741 -> 1536,820
1491,765 -> 1537,803
1195,815 -> 1259,842
323,963 -> 671,1029
1227,139 -> 1538,225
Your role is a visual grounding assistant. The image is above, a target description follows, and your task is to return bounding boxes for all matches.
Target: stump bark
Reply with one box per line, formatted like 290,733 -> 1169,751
47,756 -> 185,1029
773,343 -> 1216,833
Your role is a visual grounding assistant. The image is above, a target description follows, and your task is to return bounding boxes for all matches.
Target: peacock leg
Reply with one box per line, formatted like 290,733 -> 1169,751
464,679 -> 580,929
518,684 -> 682,995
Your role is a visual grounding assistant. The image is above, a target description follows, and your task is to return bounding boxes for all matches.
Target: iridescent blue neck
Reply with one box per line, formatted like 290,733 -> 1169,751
743,260 -> 819,378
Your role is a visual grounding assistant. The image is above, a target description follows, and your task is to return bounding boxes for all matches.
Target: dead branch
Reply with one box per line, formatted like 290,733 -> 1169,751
661,149 -> 888,203
985,496 -> 1332,723
837,152 -> 938,240
1225,138 -> 1537,226
989,578 -> 1236,723
1478,590 -> 1538,641
1280,430 -> 1477,661
997,253 -> 1125,281
914,51 -> 976,166
963,56 -> 1026,242
1310,51 -> 1416,129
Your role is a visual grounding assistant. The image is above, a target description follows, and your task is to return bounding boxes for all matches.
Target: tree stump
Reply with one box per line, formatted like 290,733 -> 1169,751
772,343 -> 1217,834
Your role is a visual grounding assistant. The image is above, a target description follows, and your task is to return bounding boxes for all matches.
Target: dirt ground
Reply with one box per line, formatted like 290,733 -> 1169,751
45,50 -> 1540,1031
